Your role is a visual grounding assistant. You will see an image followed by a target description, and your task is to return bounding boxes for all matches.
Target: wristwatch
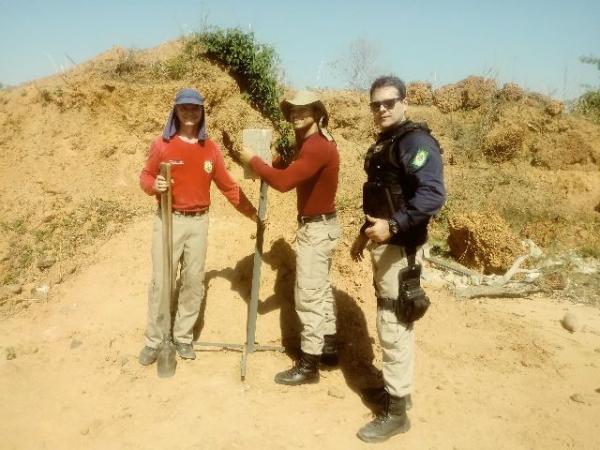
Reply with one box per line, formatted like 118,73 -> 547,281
388,218 -> 400,235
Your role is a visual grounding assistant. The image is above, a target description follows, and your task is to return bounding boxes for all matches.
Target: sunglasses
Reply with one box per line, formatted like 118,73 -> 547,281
369,97 -> 401,112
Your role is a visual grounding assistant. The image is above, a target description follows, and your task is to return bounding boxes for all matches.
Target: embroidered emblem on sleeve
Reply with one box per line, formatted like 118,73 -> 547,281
409,148 -> 429,171
204,160 -> 213,173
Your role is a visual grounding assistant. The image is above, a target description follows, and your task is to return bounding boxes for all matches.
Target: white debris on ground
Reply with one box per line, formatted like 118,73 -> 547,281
421,240 -> 599,302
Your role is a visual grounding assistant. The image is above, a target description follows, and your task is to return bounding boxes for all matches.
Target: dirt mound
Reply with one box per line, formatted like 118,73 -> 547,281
1,38 -> 600,307
320,90 -> 374,143
0,40 -> 271,290
447,211 -> 524,274
530,128 -> 598,168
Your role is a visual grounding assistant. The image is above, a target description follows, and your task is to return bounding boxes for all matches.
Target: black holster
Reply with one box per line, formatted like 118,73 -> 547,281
395,253 -> 430,323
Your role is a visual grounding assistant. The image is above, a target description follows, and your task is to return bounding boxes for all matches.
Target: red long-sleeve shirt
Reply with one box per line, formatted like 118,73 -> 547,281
140,136 -> 255,217
249,132 -> 339,216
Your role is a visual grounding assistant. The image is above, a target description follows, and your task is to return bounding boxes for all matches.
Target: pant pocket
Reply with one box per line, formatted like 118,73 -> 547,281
377,308 -> 404,347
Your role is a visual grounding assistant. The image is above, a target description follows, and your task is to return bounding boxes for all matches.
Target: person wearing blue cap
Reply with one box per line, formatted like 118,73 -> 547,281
138,88 -> 258,365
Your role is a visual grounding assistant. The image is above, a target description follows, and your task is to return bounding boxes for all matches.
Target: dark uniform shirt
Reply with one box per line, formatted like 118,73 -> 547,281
363,121 -> 446,247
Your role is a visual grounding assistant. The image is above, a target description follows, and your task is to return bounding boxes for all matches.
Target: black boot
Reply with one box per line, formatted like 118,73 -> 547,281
360,386 -> 413,412
274,352 -> 320,385
321,334 -> 338,366
357,395 -> 411,443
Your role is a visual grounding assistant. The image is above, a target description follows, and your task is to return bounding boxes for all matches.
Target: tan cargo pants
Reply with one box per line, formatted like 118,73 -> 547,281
144,212 -> 209,348
368,242 -> 421,398
295,217 -> 341,355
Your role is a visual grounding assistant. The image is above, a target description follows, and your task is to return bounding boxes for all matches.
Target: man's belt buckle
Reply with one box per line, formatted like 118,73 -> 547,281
298,212 -> 336,224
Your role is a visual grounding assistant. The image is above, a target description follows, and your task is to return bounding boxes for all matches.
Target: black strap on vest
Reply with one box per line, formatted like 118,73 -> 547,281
385,185 -> 417,264
406,244 -> 417,266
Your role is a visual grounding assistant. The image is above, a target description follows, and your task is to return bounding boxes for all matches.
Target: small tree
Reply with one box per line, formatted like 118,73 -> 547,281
580,55 -> 600,71
574,55 -> 600,123
330,38 -> 383,91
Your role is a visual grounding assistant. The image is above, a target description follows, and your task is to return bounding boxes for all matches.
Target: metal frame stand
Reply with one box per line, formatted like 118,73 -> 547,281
195,180 -> 284,380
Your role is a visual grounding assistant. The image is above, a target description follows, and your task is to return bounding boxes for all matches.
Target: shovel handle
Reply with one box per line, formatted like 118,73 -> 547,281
159,163 -> 173,338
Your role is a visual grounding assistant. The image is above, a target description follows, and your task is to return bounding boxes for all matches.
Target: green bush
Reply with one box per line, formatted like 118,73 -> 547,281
575,56 -> 600,123
574,89 -> 600,123
185,29 -> 294,157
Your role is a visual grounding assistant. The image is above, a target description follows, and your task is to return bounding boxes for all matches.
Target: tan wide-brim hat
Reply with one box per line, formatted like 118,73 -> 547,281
280,90 -> 329,127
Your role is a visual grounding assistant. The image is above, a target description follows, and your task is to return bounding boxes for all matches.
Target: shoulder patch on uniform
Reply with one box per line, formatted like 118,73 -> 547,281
409,148 -> 429,171
203,160 -> 213,173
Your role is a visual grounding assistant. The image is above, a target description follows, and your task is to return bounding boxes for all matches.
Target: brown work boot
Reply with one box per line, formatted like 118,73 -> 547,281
138,346 -> 158,366
357,395 -> 411,443
174,342 -> 196,360
321,334 -> 338,366
274,352 -> 320,385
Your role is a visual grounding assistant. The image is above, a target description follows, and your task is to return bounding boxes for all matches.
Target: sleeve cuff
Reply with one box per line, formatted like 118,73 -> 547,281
249,155 -> 264,171
392,212 -> 410,233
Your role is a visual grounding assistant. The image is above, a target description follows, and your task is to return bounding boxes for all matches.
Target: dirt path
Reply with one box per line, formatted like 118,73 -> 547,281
1,205 -> 599,450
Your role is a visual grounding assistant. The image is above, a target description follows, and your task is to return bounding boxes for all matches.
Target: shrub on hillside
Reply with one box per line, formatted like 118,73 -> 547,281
185,29 -> 294,156
462,76 -> 496,109
545,100 -> 564,117
433,84 -> 463,113
433,76 -> 497,113
407,82 -> 433,106
114,49 -> 143,76
498,83 -> 524,102
482,123 -> 524,163
573,89 -> 600,124
524,93 -> 563,117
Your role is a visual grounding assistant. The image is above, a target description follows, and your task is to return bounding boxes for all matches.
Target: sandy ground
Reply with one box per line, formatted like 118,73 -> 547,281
1,198 -> 599,450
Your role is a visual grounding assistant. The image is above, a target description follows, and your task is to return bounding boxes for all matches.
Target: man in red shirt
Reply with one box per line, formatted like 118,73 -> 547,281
138,88 -> 257,365
238,91 -> 340,385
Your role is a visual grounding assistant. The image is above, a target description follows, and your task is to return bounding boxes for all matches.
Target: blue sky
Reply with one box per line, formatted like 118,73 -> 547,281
0,0 -> 598,99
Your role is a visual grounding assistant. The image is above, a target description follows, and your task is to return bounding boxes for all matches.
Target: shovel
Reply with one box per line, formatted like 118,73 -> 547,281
157,162 -> 176,378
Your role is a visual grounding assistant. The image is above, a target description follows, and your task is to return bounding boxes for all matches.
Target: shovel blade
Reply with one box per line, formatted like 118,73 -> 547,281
157,339 -> 177,378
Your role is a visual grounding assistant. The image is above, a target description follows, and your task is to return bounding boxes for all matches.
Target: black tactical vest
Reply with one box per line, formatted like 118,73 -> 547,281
363,121 -> 439,218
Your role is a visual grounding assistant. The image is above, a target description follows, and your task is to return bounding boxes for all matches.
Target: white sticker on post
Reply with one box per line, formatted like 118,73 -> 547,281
242,128 -> 273,179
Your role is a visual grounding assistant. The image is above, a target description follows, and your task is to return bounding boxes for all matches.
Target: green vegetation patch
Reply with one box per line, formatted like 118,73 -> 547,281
184,28 -> 294,158
1,198 -> 141,284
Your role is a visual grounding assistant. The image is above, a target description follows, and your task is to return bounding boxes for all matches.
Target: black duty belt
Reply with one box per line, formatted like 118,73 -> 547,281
377,297 -> 397,310
172,208 -> 209,217
298,212 -> 337,224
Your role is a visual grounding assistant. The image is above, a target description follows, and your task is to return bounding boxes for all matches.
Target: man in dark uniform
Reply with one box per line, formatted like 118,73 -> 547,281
351,76 -> 445,443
